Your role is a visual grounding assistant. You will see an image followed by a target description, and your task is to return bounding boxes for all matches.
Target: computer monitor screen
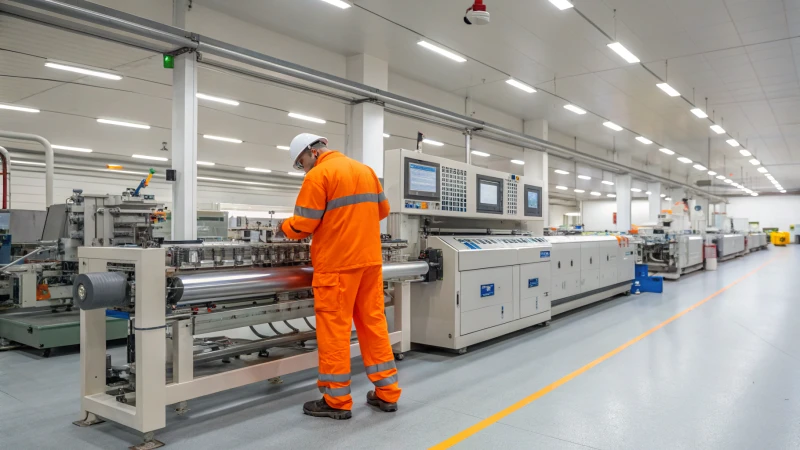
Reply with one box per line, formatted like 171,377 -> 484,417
404,158 -> 440,201
524,184 -> 542,217
476,174 -> 503,214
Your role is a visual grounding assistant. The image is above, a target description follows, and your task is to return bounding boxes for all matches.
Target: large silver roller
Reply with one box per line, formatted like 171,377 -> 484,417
168,261 -> 428,307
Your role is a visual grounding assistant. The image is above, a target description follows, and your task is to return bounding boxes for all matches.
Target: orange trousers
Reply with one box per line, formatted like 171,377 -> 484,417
312,264 -> 401,410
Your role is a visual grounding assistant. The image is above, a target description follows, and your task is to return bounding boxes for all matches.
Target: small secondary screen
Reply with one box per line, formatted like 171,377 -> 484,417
527,190 -> 539,208
480,181 -> 499,205
408,162 -> 438,193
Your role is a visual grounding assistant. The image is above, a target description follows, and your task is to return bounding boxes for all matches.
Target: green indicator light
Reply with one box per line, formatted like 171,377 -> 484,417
163,54 -> 174,69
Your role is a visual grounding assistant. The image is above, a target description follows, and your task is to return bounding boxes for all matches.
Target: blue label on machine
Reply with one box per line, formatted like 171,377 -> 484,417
480,283 -> 495,297
540,250 -> 551,258
528,278 -> 539,288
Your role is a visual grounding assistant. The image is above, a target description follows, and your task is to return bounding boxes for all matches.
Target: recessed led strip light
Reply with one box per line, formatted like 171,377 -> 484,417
0,103 -> 40,113
726,139 -> 740,147
607,42 -> 640,63
417,41 -> 467,62
554,169 -> 569,175
288,112 -> 326,124
574,189 -> 585,193
510,160 -> 525,165
710,124 -> 725,134
11,160 -> 46,166
45,61 -> 121,80
563,104 -> 586,115
590,191 -> 602,196
607,194 -> 617,198
245,167 -> 272,173
659,148 -> 675,155
277,146 -> 290,150
383,133 -> 391,138
716,175 -> 726,180
603,121 -> 623,131
690,108 -> 708,118
577,175 -> 591,180
548,0 -> 574,10
132,154 -> 168,162
757,167 -> 768,174
52,144 -> 92,153
555,185 -> 568,190
204,135 -> 243,143
97,118 -> 150,129
656,83 -> 681,97
630,188 -> 642,192
677,157 -> 693,164
471,150 -> 490,157
288,172 -> 306,176
319,0 -> 352,9
708,171 -> 717,176
196,93 -> 239,106
749,158 -> 761,166
635,136 -> 653,145
693,164 -> 707,171
423,138 -> 444,147
739,149 -> 751,157
602,180 -> 614,185
660,194 -> 666,198
506,79 -> 536,93
196,161 -> 215,166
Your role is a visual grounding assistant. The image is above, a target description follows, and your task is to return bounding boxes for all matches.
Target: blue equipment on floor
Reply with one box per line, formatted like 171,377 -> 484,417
633,264 -> 663,294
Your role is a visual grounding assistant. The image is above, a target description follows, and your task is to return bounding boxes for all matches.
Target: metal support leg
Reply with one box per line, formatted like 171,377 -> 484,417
75,308 -> 107,427
130,432 -> 164,450
171,320 -> 193,384
391,281 -> 411,356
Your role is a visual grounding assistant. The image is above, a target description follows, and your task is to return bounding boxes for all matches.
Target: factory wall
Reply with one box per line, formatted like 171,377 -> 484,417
581,199 -> 672,231
726,195 -> 800,233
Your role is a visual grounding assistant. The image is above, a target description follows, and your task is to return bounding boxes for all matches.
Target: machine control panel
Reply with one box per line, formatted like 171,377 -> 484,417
455,237 -> 548,250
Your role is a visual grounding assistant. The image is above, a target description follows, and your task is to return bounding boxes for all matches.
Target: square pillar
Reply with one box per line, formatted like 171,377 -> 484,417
171,51 -> 198,240
647,182 -> 662,223
524,119 -> 549,228
615,174 -> 632,232
345,54 -> 388,177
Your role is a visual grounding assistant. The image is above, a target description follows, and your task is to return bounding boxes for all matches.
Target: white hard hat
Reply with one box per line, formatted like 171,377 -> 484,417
289,133 -> 327,169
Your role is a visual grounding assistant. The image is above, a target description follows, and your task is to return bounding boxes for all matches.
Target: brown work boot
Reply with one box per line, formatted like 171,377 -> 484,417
366,390 -> 398,412
303,398 -> 352,420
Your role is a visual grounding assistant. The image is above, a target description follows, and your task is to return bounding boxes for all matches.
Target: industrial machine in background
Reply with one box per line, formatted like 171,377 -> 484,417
745,232 -> 768,252
0,173 -> 167,353
384,149 -> 635,353
637,212 -> 704,280
771,231 -> 790,246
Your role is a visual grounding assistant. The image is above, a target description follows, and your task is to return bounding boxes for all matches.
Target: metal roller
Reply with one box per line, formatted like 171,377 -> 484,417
169,261 -> 429,307
73,272 -> 129,310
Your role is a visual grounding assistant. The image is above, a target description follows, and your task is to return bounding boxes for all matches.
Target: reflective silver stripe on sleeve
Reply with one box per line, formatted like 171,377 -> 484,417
294,205 -> 325,219
365,360 -> 396,375
323,385 -> 352,397
378,191 -> 387,202
372,374 -> 398,387
326,193 -> 382,212
318,373 -> 351,383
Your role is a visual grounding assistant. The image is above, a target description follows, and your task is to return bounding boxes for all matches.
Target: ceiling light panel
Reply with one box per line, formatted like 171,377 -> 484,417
510,160 -> 525,165
635,136 -> 653,144
574,189 -> 585,193
132,154 -> 168,161
423,138 -> 444,146
726,139 -> 740,147
45,61 -> 121,80
710,124 -> 725,134
196,161 -> 215,166
563,104 -> 586,115
204,134 -> 243,143
677,157 -> 693,163
554,169 -> 570,175
690,108 -> 708,118
656,83 -> 680,97
577,175 -> 591,180
659,148 -> 675,155
506,79 -> 536,93
708,171 -> 717,176
52,144 -> 92,153
196,93 -> 239,106
245,167 -> 272,173
607,42 -> 640,63
382,133 -> 391,138
607,194 -> 616,198
555,185 -> 568,190
97,118 -> 149,129
693,164 -> 707,171
601,180 -> 614,185
590,191 -> 601,196
716,175 -> 725,180
0,103 -> 40,113
630,188 -> 642,192
277,146 -> 290,150
319,0 -> 352,9
548,0 -> 574,10
749,159 -> 761,166
471,150 -> 490,157
603,121 -> 623,131
288,112 -> 326,124
417,41 -> 467,62
739,149 -> 751,157
757,167 -> 768,173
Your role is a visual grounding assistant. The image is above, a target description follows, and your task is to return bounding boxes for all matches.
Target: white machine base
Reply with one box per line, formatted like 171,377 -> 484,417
552,283 -> 631,316
652,262 -> 704,280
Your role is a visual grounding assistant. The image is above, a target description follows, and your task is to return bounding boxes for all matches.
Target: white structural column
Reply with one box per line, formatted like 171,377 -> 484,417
523,119 -> 549,227
647,182 -> 662,222
616,174 -> 632,232
345,54 -> 388,177
171,51 -> 198,240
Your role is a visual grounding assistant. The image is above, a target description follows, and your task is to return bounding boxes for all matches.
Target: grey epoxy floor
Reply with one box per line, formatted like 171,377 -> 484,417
1,246 -> 799,449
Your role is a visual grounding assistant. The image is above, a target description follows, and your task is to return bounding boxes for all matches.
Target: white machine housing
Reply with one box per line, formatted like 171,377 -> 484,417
411,236 -> 553,351
545,236 -> 635,315
746,233 -> 768,252
714,234 -> 746,260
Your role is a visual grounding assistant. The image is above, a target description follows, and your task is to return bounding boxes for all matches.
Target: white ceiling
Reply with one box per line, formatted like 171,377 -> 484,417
1,0 -> 798,199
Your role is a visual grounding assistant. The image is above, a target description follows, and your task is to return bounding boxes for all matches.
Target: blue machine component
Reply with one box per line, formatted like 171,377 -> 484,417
480,283 -> 495,297
540,250 -> 550,258
528,278 -> 539,288
0,234 -> 11,265
633,264 -> 663,293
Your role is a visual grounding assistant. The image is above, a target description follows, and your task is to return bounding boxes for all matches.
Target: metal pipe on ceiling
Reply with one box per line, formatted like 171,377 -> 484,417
0,131 -> 53,205
0,146 -> 10,208
4,0 -> 726,203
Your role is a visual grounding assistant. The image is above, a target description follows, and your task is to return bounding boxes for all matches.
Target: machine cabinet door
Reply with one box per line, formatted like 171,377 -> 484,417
580,269 -> 600,293
580,243 -> 599,271
598,242 -> 618,269
600,266 -> 618,288
565,273 -> 581,297
617,247 -> 635,282
460,267 -> 514,336
520,262 -> 551,317
551,274 -> 567,301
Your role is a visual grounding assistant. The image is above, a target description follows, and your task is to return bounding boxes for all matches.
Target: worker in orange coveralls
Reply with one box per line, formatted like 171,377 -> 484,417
279,133 -> 400,420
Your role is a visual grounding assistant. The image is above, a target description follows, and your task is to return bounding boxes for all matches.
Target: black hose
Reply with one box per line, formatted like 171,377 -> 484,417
303,317 -> 316,331
283,320 -> 299,332
268,322 -> 284,335
249,326 -> 270,339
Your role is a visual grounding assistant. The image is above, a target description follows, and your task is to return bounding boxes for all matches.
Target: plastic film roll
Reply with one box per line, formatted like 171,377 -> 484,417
73,272 -> 129,310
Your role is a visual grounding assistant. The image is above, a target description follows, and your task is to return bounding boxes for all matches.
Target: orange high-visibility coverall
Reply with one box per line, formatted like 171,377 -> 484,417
281,151 -> 399,410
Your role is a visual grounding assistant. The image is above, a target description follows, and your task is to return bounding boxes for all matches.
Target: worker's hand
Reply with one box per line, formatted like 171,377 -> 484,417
274,220 -> 287,239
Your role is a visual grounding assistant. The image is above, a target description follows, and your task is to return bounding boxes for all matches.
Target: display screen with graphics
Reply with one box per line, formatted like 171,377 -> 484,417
476,174 -> 503,214
524,184 -> 543,217
404,157 -> 440,201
